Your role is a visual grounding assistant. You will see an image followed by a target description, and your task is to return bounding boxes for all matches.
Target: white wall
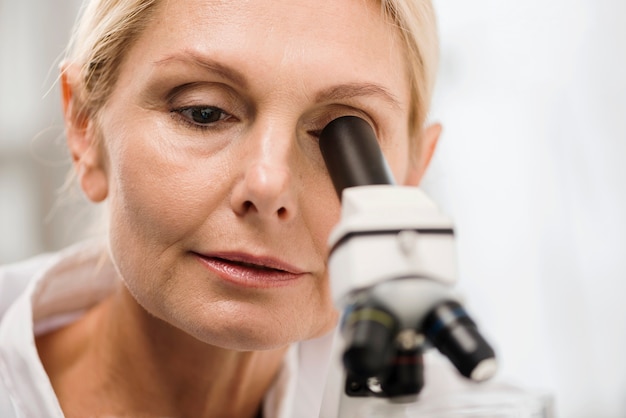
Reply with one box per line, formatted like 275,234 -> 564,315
1,1 -> 625,416
426,1 -> 626,416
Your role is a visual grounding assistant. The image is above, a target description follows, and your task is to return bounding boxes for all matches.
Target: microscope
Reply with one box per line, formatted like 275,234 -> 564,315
318,116 -> 497,417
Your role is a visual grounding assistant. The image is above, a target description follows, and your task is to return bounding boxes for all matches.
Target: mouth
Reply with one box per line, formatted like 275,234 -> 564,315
193,252 -> 306,288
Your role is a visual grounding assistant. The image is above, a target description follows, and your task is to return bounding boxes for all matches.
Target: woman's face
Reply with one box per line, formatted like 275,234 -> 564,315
86,0 -> 420,349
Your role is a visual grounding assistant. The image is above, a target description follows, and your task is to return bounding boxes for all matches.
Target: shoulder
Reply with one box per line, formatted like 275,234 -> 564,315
0,240 -> 108,418
0,252 -> 56,317
0,238 -> 109,319
0,255 -> 56,418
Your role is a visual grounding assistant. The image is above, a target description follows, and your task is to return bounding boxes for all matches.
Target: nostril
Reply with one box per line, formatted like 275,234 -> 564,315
237,200 -> 290,219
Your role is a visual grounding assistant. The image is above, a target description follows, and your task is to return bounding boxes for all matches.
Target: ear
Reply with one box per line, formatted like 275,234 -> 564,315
403,123 -> 442,186
61,63 -> 108,203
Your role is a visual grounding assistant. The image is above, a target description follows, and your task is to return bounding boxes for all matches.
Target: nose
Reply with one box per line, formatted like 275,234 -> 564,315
230,130 -> 296,222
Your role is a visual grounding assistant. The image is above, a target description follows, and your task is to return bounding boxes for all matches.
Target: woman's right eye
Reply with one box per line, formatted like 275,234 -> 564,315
173,106 -> 232,128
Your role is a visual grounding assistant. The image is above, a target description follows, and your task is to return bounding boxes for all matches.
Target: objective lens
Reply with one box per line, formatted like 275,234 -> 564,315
423,300 -> 497,381
342,304 -> 399,378
380,345 -> 424,400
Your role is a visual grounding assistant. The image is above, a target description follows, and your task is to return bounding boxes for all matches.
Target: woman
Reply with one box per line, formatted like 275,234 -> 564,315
0,0 -> 442,416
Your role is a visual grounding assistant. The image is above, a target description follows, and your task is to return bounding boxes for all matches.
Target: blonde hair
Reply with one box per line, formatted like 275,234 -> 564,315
65,0 -> 438,137
381,0 -> 439,139
65,0 -> 160,115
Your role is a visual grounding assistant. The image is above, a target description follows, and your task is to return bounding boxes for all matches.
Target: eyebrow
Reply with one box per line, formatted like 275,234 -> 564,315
154,52 -> 401,109
154,52 -> 249,89
315,83 -> 402,110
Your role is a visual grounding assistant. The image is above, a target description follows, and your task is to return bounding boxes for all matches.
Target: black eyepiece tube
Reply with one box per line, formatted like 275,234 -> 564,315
319,116 -> 395,198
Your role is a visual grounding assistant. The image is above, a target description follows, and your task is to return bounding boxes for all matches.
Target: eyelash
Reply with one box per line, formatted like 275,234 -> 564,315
170,106 -> 233,132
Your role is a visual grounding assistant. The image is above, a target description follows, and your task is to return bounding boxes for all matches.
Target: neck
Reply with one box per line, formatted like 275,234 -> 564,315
37,284 -> 289,418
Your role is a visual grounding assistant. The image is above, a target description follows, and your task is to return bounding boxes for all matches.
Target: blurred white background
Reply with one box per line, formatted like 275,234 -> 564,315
1,1 -> 625,417
425,1 -> 626,417
0,0 -> 90,263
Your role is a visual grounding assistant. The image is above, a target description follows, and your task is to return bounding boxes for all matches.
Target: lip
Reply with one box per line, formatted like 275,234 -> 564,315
193,251 -> 306,288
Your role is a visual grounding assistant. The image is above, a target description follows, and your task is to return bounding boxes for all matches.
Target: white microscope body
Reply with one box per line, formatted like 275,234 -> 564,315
318,117 -> 497,417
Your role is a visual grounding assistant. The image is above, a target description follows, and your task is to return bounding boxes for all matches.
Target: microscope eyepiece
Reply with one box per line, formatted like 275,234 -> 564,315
319,116 -> 395,198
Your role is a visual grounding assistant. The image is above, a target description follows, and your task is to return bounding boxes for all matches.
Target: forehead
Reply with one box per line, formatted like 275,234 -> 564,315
118,0 -> 410,107
153,0 -> 399,51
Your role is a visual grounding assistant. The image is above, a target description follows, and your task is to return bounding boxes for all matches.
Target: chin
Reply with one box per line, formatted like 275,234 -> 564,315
191,310 -> 337,352
140,283 -> 338,351
192,322 -> 298,351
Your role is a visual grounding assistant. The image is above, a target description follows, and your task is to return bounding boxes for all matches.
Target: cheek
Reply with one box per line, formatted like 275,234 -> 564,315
102,124 -> 236,313
304,197 -> 340,268
106,129 -> 230,248
384,136 -> 413,184
297,156 -> 342,260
